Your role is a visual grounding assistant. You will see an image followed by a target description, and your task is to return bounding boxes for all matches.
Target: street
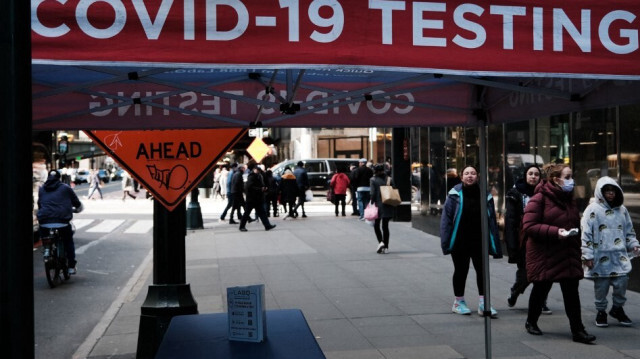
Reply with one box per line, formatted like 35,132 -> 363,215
33,194 -> 153,359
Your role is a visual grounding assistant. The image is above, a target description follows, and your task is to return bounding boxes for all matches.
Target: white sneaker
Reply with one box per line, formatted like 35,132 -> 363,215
376,242 -> 385,253
68,267 -> 77,275
452,300 -> 471,315
478,303 -> 498,318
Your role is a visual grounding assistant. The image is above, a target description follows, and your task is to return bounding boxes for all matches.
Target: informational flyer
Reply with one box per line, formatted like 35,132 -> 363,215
227,284 -> 266,342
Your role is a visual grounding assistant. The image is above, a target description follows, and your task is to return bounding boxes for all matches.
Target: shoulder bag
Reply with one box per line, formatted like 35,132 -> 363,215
380,177 -> 401,207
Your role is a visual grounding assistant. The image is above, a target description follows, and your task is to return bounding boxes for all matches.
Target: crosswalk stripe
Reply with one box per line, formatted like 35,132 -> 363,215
124,220 -> 153,234
86,219 -> 125,233
73,219 -> 94,230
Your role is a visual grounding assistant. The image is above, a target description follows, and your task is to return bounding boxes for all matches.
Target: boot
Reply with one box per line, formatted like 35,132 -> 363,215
507,289 -> 518,307
572,329 -> 596,344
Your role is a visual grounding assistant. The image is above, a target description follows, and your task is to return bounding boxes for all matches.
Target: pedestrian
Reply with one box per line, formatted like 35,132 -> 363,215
353,158 -> 374,220
293,161 -> 309,218
86,169 -> 103,200
369,164 -> 395,253
348,163 -> 359,216
219,165 -> 229,200
37,170 -> 83,275
505,165 -> 551,314
330,167 -> 350,217
280,168 -> 298,219
212,167 -> 221,199
522,163 -> 595,344
581,176 -> 640,328
228,163 -> 246,224
440,165 -> 502,317
264,169 -> 279,217
238,162 -> 276,232
219,164 -> 237,222
122,171 -> 137,201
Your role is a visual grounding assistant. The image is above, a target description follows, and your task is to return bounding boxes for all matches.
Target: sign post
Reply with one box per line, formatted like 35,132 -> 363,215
84,129 -> 246,359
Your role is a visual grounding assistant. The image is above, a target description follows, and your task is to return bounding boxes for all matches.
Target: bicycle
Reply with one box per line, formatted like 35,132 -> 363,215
40,223 -> 70,288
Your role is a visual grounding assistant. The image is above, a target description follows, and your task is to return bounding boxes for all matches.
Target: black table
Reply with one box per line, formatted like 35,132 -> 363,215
155,309 -> 325,359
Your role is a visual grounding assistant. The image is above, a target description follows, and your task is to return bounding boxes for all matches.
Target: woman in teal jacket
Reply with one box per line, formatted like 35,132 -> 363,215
440,166 -> 502,317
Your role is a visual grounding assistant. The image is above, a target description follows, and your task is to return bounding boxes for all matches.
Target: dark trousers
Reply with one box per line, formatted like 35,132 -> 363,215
527,279 -> 584,333
451,249 -> 484,297
40,224 -> 76,268
240,201 -> 271,229
373,217 -> 390,248
512,257 -> 530,295
334,194 -> 346,215
231,193 -> 245,219
266,196 -> 278,215
220,194 -> 234,219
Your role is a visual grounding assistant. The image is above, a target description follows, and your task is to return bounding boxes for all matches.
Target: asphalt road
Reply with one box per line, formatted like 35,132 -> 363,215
33,196 -> 153,359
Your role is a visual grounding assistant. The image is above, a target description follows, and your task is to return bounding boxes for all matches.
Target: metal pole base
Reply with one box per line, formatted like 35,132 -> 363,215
186,201 -> 204,229
136,284 -> 198,359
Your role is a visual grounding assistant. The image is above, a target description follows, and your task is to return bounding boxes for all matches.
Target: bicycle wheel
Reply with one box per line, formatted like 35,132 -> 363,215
45,257 -> 63,288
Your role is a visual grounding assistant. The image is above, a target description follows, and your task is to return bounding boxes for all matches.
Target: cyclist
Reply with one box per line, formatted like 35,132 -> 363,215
37,170 -> 83,275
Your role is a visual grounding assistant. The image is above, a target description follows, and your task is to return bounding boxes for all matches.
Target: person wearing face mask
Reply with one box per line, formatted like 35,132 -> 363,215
440,166 -> 502,318
505,165 -> 551,314
521,163 -> 596,344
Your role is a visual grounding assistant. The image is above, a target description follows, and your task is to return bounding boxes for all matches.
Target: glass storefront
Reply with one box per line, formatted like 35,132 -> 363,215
411,104 -> 640,228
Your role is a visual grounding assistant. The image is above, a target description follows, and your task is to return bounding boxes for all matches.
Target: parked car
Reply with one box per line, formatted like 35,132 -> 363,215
98,169 -> 110,183
110,168 -> 124,181
71,169 -> 90,184
270,158 -> 356,195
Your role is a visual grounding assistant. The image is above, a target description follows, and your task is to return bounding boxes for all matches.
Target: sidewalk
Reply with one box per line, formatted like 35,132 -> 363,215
83,198 -> 640,359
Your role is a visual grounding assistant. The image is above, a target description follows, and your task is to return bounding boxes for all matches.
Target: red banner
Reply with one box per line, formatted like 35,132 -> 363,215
32,1 -> 640,78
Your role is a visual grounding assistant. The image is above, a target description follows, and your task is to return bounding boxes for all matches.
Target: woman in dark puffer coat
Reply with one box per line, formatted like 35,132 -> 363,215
521,163 -> 595,344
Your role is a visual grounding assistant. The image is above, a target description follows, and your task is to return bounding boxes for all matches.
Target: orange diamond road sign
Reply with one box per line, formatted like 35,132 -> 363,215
85,129 -> 246,211
246,137 -> 270,163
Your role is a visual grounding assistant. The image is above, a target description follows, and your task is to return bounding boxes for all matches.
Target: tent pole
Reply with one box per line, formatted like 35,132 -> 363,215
477,112 -> 492,359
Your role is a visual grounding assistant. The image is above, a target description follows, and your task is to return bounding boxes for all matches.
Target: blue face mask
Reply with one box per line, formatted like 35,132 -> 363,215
561,178 -> 574,192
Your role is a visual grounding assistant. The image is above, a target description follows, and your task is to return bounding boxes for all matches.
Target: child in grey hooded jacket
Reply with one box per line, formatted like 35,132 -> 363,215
581,176 -> 640,327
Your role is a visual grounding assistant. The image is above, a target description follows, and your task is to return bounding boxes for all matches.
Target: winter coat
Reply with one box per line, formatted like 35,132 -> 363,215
581,176 -> 639,278
369,174 -> 395,218
244,171 -> 266,204
230,169 -> 244,195
522,179 -> 583,282
37,177 -> 82,225
293,166 -> 309,190
504,179 -> 536,263
354,165 -> 374,189
440,183 -> 502,258
330,173 -> 350,195
279,172 -> 298,203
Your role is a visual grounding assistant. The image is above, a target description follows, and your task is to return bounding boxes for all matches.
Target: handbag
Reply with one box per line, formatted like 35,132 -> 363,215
364,203 -> 378,221
305,189 -> 313,202
326,189 -> 335,204
380,177 -> 401,206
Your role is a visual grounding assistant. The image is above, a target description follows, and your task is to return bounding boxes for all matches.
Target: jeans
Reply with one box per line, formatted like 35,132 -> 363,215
593,276 -> 628,311
357,190 -> 370,219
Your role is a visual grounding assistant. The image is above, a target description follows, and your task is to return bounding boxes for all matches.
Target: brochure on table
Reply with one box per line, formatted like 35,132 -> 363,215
227,284 -> 266,342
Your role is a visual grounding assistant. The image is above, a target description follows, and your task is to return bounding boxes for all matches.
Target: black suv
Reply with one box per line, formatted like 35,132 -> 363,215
270,158 -> 356,194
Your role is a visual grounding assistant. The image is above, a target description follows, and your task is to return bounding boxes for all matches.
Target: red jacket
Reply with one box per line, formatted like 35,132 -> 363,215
522,180 -> 583,282
330,173 -> 350,195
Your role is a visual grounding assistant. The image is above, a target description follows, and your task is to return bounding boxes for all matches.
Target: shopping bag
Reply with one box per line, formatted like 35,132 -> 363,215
305,189 -> 313,202
380,177 -> 401,206
364,203 -> 378,221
